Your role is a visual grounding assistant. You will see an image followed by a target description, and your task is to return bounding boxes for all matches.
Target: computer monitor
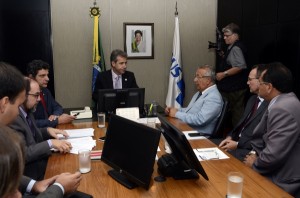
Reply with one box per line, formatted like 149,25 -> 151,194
156,113 -> 209,180
96,88 -> 145,117
101,114 -> 161,189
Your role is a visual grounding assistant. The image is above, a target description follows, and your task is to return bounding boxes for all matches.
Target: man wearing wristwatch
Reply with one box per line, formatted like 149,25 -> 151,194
216,23 -> 248,127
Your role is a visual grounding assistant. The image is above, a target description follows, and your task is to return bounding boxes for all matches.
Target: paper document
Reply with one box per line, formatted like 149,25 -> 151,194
57,128 -> 94,139
137,117 -> 161,124
116,107 -> 140,121
194,147 -> 229,161
183,131 -> 207,140
66,137 -> 96,154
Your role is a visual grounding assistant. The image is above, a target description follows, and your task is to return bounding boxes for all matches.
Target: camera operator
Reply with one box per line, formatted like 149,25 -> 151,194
215,23 -> 248,127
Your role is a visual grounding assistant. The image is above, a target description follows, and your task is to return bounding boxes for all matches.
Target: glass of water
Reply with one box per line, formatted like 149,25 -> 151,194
78,149 -> 91,173
227,172 -> 243,198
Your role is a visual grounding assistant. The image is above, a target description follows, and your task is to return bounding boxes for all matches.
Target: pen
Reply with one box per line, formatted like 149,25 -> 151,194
74,112 -> 80,116
148,104 -> 153,116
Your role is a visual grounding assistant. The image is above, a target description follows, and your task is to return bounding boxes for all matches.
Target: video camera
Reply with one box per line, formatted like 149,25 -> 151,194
208,27 -> 223,51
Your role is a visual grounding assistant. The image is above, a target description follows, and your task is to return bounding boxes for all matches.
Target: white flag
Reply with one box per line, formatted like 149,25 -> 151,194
166,15 -> 185,108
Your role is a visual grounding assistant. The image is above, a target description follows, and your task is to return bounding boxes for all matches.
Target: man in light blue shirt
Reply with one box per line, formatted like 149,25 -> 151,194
165,65 -> 223,135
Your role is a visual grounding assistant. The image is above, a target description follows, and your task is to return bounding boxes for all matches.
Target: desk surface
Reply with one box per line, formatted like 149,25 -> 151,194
45,118 -> 292,198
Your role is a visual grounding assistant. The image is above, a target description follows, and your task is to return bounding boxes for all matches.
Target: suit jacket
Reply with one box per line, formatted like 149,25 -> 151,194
175,85 -> 223,135
251,92 -> 300,197
10,109 -> 52,180
228,95 -> 268,161
33,88 -> 63,128
92,69 -> 139,101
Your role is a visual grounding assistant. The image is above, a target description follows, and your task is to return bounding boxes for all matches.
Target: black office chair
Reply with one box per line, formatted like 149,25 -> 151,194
209,97 -> 229,139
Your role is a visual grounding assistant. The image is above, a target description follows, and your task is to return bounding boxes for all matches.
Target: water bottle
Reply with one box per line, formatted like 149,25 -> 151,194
151,101 -> 158,116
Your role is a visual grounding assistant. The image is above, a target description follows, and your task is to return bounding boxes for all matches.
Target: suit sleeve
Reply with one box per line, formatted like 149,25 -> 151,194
19,175 -> 32,194
36,185 -> 63,198
253,107 -> 299,174
130,73 -> 139,88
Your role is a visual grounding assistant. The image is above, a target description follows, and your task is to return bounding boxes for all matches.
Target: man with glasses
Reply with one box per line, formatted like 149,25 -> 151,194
218,64 -> 268,161
165,65 -> 223,136
10,78 -> 72,181
0,62 -> 81,198
216,23 -> 248,128
244,62 -> 300,197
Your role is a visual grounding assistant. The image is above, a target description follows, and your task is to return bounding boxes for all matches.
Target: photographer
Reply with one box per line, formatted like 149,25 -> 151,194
215,23 -> 248,127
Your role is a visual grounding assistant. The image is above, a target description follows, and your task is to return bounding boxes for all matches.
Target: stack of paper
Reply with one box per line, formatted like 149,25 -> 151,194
57,128 -> 96,154
193,147 -> 229,161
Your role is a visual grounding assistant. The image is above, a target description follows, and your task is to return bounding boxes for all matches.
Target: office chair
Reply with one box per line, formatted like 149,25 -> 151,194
209,97 -> 229,138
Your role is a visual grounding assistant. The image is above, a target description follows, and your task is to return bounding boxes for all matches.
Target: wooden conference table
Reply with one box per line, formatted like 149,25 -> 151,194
45,117 -> 292,198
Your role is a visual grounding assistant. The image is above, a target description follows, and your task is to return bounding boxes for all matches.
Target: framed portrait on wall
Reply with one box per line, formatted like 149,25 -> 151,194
124,23 -> 154,59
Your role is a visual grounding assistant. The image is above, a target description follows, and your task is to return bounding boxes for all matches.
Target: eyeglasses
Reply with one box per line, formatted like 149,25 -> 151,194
247,77 -> 258,81
224,34 -> 233,38
194,75 -> 211,80
27,93 -> 40,99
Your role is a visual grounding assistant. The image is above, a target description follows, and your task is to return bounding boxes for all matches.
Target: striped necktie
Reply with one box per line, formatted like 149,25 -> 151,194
115,75 -> 121,89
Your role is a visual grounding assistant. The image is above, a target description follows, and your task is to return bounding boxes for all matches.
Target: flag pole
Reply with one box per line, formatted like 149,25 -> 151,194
175,2 -> 178,16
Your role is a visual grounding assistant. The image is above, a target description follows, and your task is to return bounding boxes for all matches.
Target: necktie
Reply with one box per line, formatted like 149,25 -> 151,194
40,92 -> 48,117
234,97 -> 260,140
195,92 -> 202,101
26,115 -> 36,137
115,75 -> 121,89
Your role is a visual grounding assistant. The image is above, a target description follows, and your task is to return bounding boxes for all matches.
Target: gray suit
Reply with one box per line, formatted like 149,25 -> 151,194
228,95 -> 268,161
251,92 -> 300,197
176,85 -> 223,135
10,109 -> 52,180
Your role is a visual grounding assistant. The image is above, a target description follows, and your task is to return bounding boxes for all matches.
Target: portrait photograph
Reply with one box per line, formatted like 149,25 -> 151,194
124,23 -> 154,59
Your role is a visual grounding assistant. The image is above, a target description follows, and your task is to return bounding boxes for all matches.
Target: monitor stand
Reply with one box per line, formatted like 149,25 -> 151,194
157,153 -> 199,180
108,169 -> 137,189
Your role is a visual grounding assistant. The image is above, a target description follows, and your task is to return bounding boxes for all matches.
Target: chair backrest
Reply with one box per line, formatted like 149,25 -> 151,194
210,97 -> 229,138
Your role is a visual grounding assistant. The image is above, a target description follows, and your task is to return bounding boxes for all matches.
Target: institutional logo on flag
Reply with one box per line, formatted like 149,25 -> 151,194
166,15 -> 185,108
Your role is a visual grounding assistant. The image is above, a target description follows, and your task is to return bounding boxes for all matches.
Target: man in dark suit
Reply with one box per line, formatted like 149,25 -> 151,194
27,60 -> 76,128
0,62 -> 81,198
92,49 -> 139,101
244,62 -> 300,197
219,64 -> 268,161
10,78 -> 72,180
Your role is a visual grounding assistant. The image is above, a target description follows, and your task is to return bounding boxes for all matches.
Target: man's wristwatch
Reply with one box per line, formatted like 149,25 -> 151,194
224,71 -> 229,77
249,150 -> 256,155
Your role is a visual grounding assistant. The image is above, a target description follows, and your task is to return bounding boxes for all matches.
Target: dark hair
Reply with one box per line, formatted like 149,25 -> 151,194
27,60 -> 50,77
110,49 -> 128,63
0,125 -> 24,197
262,62 -> 293,93
134,30 -> 143,37
222,23 -> 241,36
0,62 -> 26,103
252,64 -> 268,78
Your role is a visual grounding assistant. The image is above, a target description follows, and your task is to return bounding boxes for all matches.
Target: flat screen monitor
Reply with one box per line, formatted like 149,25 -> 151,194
96,88 -> 145,117
101,114 -> 161,189
156,113 -> 209,180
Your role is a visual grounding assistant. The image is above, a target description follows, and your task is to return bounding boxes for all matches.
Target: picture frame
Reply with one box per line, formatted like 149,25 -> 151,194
124,23 -> 154,59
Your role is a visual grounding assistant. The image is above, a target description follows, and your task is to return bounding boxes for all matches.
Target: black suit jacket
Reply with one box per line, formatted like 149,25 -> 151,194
92,69 -> 139,101
228,95 -> 268,160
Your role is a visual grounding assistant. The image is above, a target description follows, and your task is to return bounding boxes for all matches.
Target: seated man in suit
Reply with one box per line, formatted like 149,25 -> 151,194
0,62 -> 81,198
165,65 -> 223,136
244,62 -> 300,197
27,60 -> 76,128
10,78 -> 72,181
218,64 -> 268,161
92,49 -> 139,101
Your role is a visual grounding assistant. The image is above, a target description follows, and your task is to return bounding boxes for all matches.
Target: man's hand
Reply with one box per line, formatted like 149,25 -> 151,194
58,114 -> 76,124
216,72 -> 226,81
51,140 -> 72,153
243,154 -> 257,167
169,108 -> 178,117
55,172 -> 82,195
47,128 -> 69,139
32,175 -> 58,194
165,107 -> 171,115
219,137 -> 237,151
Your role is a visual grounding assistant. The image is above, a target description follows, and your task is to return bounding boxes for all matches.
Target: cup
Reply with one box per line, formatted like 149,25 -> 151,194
227,172 -> 243,198
78,149 -> 91,173
97,112 -> 105,128
147,118 -> 156,128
